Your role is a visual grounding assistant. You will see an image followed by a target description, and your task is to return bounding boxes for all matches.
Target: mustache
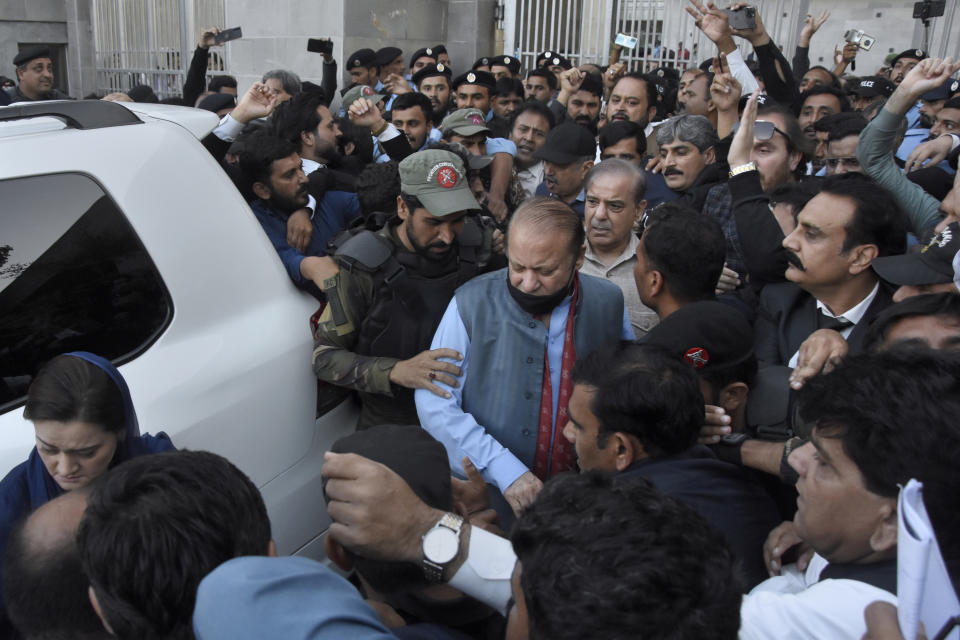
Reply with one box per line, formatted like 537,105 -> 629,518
663,168 -> 683,177
611,111 -> 628,120
786,252 -> 806,271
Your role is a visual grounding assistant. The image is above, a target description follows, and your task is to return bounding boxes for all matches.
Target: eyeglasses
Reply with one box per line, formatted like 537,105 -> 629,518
825,157 -> 861,170
731,120 -> 790,141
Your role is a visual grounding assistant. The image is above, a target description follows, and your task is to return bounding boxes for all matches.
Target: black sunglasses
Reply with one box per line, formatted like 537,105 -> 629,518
731,119 -> 789,141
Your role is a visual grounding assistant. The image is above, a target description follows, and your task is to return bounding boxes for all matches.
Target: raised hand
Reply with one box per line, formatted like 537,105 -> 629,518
686,0 -> 733,45
710,69 -> 742,113
232,82 -> 280,123
728,88 -> 760,168
799,11 -> 829,47
898,57 -> 960,101
348,97 -> 387,131
198,27 -> 223,50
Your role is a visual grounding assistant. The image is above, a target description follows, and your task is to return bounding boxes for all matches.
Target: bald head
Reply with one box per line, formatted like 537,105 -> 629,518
508,196 -> 586,258
3,489 -> 109,639
23,488 -> 90,554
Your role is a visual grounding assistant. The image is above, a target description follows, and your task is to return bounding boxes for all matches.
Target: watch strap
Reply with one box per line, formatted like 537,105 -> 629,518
712,433 -> 749,466
779,436 -> 805,485
422,513 -> 464,583
729,161 -> 757,178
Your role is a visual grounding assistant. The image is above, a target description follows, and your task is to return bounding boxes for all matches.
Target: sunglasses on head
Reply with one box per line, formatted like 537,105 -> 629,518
731,120 -> 789,141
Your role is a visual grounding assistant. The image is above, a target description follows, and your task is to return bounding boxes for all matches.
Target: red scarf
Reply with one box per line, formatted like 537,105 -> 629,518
532,275 -> 579,480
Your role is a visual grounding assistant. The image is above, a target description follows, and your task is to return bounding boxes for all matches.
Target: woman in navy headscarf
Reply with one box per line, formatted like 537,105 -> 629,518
0,352 -> 175,633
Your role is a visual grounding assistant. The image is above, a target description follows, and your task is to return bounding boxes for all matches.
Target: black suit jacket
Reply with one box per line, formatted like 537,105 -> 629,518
620,446 -> 781,590
754,279 -> 895,366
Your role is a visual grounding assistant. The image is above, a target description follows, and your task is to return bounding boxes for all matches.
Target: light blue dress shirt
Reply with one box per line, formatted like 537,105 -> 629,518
416,294 -> 634,492
486,136 -> 517,156
193,556 -> 395,639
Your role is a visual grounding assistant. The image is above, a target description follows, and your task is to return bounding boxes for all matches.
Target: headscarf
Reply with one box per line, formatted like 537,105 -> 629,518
23,351 -> 173,509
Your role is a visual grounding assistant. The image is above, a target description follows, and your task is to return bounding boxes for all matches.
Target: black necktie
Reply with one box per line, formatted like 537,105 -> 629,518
816,308 -> 854,332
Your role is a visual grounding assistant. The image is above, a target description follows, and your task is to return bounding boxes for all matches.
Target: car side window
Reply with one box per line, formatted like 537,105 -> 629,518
0,173 -> 172,412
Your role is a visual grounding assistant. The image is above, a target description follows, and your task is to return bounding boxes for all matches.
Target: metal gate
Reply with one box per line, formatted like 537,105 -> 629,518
506,0 -> 801,73
506,0 -> 960,75
92,0 -> 226,100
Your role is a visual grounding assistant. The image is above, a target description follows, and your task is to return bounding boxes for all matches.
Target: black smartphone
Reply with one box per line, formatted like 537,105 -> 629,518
307,38 -> 334,55
723,7 -> 757,30
214,26 -> 242,44
913,0 -> 945,20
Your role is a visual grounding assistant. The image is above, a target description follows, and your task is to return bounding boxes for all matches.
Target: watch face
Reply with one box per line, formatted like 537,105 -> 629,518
423,527 -> 459,564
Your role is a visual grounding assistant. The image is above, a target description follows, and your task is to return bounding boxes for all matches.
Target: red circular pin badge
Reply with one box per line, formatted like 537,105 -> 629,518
469,114 -> 483,125
684,347 -> 709,369
436,166 -> 457,188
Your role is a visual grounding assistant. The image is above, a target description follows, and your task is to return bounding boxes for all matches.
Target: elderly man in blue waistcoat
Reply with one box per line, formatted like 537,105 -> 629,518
417,197 -> 634,514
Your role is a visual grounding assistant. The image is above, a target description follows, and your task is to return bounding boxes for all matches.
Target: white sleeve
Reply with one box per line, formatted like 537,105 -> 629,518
739,580 -> 897,639
377,122 -> 402,142
725,48 -> 761,96
447,526 -> 516,615
212,113 -> 245,142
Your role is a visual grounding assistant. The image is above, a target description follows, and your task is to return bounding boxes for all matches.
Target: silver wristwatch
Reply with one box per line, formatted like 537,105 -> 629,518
421,512 -> 464,583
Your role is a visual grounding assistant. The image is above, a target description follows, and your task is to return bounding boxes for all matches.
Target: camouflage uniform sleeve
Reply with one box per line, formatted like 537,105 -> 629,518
311,268 -> 399,396
476,214 -> 508,271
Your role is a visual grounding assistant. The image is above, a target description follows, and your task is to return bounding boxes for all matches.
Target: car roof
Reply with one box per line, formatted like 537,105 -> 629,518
0,99 -> 219,140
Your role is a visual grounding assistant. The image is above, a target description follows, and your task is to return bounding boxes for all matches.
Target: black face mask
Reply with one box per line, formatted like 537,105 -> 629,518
507,269 -> 575,316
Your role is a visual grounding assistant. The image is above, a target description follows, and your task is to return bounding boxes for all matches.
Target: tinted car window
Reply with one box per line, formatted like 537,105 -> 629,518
0,173 -> 171,411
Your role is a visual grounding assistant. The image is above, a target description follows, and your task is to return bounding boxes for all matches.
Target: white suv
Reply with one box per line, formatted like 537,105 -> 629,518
0,100 -> 357,558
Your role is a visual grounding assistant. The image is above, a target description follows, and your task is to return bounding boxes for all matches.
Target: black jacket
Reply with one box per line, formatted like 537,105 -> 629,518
754,279 -> 895,366
620,445 -> 781,590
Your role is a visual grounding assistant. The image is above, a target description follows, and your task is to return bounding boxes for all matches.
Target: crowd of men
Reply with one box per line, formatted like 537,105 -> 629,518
4,1 -> 960,638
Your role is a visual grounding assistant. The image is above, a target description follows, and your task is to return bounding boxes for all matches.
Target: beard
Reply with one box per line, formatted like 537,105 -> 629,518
269,185 -> 309,214
406,224 -> 456,262
574,114 -> 598,135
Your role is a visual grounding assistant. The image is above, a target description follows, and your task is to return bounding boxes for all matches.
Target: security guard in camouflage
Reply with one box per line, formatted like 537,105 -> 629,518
312,149 -> 500,429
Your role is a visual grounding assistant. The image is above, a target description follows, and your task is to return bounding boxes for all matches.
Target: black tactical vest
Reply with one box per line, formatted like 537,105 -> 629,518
336,216 -> 485,363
